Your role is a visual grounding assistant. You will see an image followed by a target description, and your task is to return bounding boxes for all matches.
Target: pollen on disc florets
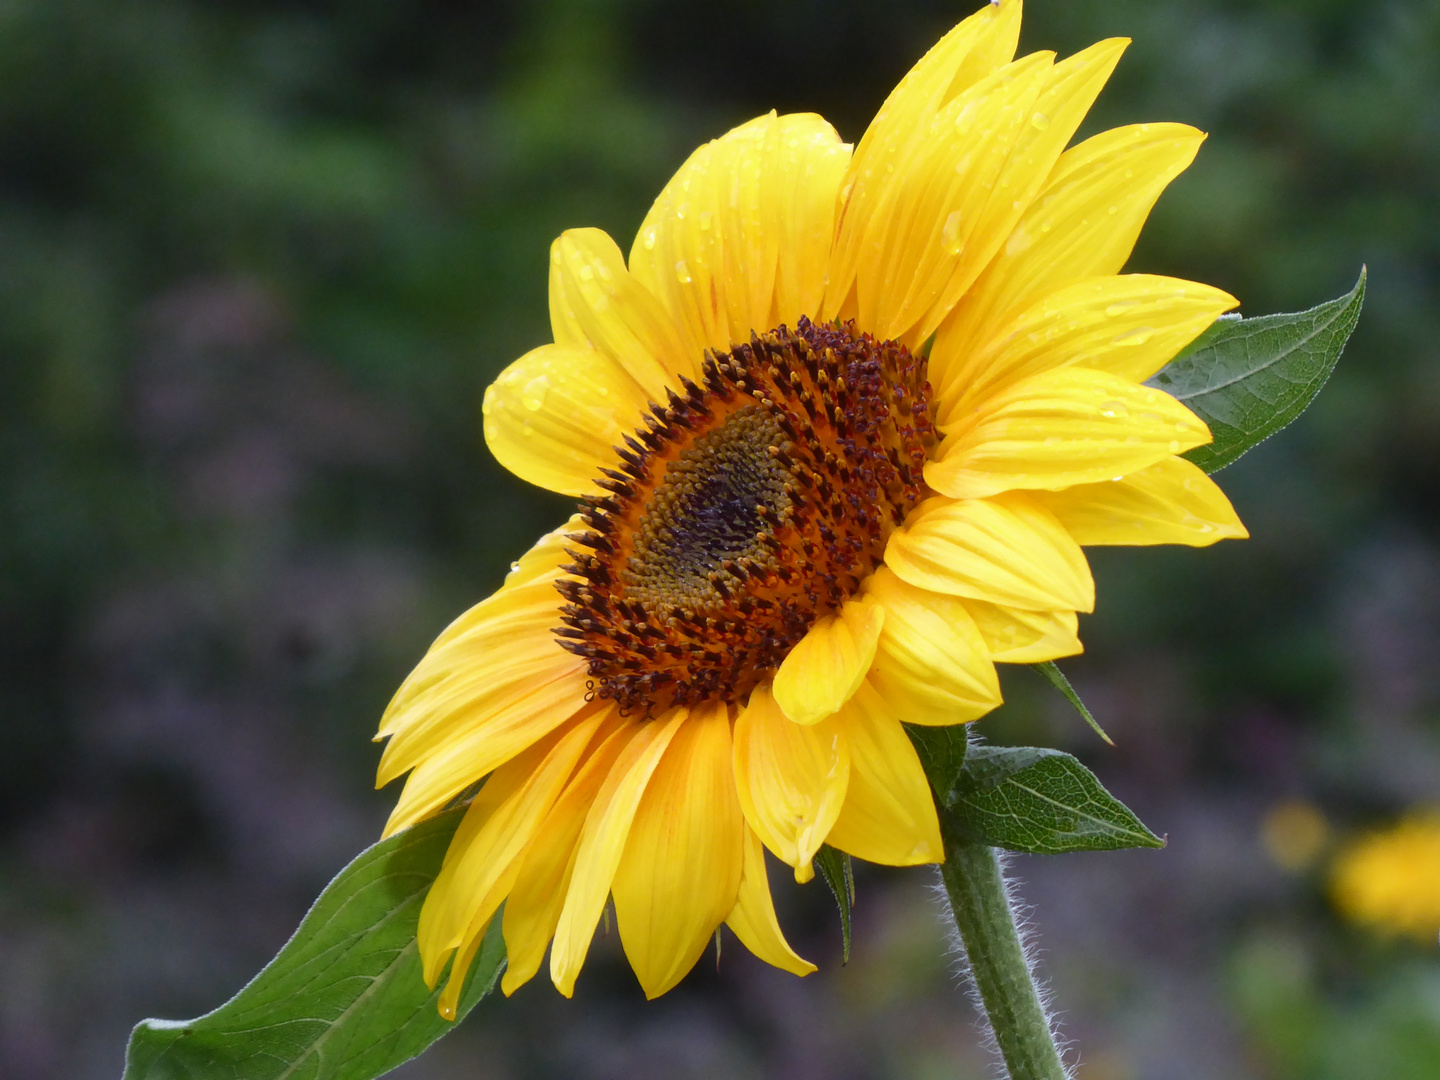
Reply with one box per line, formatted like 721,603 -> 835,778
554,317 -> 936,715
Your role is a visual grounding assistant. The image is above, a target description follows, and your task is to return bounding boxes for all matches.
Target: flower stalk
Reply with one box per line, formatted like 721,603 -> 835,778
939,817 -> 1067,1080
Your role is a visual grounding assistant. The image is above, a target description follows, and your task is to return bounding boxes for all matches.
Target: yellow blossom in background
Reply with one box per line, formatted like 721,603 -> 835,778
1262,799 -> 1330,872
1331,809 -> 1440,943
373,0 -> 1249,1014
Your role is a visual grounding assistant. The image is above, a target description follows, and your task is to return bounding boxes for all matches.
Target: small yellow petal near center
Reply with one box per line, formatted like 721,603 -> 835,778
773,596 -> 885,725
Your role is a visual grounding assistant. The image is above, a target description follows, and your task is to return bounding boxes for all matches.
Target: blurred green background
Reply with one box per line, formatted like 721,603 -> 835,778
1,1 -> 1437,1077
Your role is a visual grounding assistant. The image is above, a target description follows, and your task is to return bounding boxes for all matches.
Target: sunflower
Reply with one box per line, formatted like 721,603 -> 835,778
376,0 -> 1248,1015
1331,811 -> 1440,942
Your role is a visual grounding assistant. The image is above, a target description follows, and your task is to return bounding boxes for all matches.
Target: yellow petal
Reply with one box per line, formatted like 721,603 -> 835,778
401,519 -> 575,667
628,112 -> 851,358
932,122 -> 1208,379
418,746 -> 541,989
733,684 -> 850,882
772,595 -> 885,725
851,50 -> 1055,344
612,701 -> 745,998
500,720 -> 636,996
376,611 -> 578,785
963,600 -> 1083,663
427,712 -> 621,1019
1035,455 -> 1249,547
847,37 -> 1130,347
885,494 -> 1094,612
935,274 -> 1238,424
379,671 -> 584,837
768,117 -> 856,328
376,522 -> 589,835
550,707 -> 687,997
380,518 -> 581,731
724,825 -> 816,977
418,709 -> 609,986
926,367 -> 1212,501
824,682 -> 943,866
434,918 -> 499,1022
826,0 -> 1021,318
482,342 -> 651,497
862,567 -> 1002,726
378,521 -> 573,739
550,227 -> 697,397
917,37 -> 1133,345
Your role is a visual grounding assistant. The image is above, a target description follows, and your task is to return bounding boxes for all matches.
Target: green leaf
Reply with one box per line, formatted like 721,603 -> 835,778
813,844 -> 855,963
904,722 -> 970,806
945,745 -> 1165,855
123,808 -> 504,1080
1148,267 -> 1365,473
1031,662 -> 1113,746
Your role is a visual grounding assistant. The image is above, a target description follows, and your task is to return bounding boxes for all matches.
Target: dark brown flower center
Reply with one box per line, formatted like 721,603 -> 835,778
554,317 -> 935,715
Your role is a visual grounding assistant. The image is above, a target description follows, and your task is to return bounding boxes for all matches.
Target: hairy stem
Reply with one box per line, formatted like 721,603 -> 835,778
939,820 -> 1066,1080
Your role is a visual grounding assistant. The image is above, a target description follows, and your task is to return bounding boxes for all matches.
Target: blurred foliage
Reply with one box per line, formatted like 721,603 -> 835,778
1,1 -> 1438,1078
1233,934 -> 1440,1080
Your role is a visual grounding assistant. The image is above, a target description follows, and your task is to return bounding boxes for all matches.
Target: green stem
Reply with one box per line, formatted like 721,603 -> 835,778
939,819 -> 1067,1080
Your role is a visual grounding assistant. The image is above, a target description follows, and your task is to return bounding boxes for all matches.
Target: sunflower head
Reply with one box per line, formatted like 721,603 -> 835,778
558,317 -> 934,716
377,0 -> 1248,1012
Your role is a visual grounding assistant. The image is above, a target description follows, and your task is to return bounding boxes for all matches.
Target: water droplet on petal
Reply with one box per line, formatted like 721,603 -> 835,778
1113,326 -> 1155,346
1030,112 -> 1051,130
521,374 -> 551,411
953,101 -> 980,135
510,561 -> 522,573
578,264 -> 594,282
1105,299 -> 1143,317
642,228 -> 658,251
941,210 -> 965,256
1168,440 -> 1181,453
674,259 -> 692,284
699,210 -> 713,231
1099,400 -> 1129,419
